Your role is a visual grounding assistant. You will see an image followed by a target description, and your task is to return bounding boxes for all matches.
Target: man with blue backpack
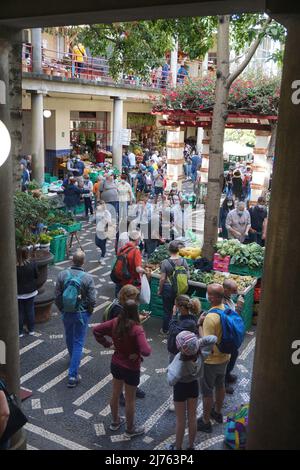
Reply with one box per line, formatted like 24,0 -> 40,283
197,284 -> 245,433
55,250 -> 96,388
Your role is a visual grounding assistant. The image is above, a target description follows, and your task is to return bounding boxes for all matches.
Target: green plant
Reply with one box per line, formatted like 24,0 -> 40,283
27,180 -> 41,191
47,229 -> 65,237
39,233 -> 52,244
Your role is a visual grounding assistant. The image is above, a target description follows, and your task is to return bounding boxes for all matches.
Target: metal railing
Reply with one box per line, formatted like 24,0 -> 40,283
21,44 -> 190,91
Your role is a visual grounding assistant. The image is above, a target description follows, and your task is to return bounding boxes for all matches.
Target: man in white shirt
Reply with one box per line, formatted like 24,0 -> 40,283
128,151 -> 136,168
117,175 -> 134,222
226,201 -> 251,243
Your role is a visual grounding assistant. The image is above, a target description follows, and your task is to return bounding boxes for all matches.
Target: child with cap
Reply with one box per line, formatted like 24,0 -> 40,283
166,331 -> 217,450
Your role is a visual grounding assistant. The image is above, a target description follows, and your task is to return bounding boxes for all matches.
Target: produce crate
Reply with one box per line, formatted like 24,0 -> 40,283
89,172 -> 99,184
229,264 -> 263,279
62,222 -> 82,233
50,176 -> 59,183
74,203 -> 85,215
47,223 -> 63,231
149,277 -> 164,318
50,235 -> 68,264
44,173 -> 51,183
213,254 -> 230,272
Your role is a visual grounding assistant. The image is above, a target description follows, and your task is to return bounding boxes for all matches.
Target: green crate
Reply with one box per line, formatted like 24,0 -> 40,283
62,222 -> 82,233
50,176 -> 59,183
149,277 -> 164,317
229,264 -> 263,279
50,235 -> 67,263
89,172 -> 99,184
74,203 -> 85,215
44,173 -> 51,183
47,223 -> 63,231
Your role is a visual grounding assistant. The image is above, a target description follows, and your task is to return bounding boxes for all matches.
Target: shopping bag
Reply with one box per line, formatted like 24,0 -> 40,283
140,274 -> 151,305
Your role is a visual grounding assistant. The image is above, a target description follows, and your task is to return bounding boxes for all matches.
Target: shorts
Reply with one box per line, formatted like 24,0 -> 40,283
154,187 -> 164,195
173,380 -> 199,402
200,362 -> 229,398
111,362 -> 140,387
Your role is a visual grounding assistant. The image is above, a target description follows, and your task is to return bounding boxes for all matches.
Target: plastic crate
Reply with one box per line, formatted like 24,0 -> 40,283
213,254 -> 230,272
50,235 -> 68,263
47,223 -> 63,231
74,203 -> 85,215
50,176 -> 59,183
89,172 -> 99,184
149,277 -> 164,318
62,222 -> 82,233
229,264 -> 263,279
44,173 -> 51,183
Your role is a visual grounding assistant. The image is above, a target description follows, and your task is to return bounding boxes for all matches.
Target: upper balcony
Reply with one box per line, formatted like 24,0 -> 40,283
21,43 -> 187,93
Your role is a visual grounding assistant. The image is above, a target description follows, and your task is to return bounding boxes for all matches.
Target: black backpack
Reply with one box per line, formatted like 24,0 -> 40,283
167,317 -> 198,355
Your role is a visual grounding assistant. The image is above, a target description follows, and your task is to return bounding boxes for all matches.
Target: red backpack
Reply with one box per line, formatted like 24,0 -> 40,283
110,245 -> 135,283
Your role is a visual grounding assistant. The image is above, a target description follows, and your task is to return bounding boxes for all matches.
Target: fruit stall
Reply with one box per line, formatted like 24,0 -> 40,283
144,239 -> 264,331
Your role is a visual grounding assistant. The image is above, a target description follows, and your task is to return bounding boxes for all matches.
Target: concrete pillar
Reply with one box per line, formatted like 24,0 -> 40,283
170,37 -> 178,88
166,127 -> 185,190
112,97 -> 123,170
196,127 -> 204,154
31,91 -> 45,183
247,16 -> 300,449
202,53 -> 209,76
249,130 -> 271,206
199,129 -> 211,184
0,27 -> 26,449
31,28 -> 42,74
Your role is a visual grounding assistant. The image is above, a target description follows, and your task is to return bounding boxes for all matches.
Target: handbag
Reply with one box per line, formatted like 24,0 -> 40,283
0,380 -> 28,444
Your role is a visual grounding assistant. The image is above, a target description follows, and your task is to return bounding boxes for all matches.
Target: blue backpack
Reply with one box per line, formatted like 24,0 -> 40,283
62,270 -> 85,313
209,308 -> 245,354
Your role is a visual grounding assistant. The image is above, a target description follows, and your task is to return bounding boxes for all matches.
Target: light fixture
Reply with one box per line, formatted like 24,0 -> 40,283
0,120 -> 11,167
43,109 -> 51,118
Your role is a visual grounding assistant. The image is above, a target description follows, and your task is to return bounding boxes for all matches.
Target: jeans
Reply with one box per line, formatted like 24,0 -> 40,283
248,231 -> 264,247
184,163 -> 192,178
95,234 -> 107,258
226,347 -> 239,380
18,297 -> 35,334
84,197 -> 93,216
191,169 -> 197,183
161,284 -> 176,333
119,201 -> 129,221
62,311 -> 90,379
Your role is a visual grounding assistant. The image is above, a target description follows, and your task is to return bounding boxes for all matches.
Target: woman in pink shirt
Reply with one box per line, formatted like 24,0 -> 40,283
93,299 -> 151,438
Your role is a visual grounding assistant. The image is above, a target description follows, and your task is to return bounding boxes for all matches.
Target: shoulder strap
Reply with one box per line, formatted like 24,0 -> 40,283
208,308 -> 224,316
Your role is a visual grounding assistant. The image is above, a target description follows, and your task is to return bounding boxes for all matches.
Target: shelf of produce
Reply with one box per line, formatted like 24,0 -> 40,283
229,264 -> 263,279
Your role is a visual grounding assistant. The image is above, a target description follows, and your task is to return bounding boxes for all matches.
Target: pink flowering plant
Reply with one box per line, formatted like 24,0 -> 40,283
152,76 -> 280,116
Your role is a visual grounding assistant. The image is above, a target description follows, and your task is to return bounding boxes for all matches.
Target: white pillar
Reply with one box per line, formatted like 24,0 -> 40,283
196,127 -> 204,154
31,91 -> 45,183
166,127 -> 185,190
112,97 -> 123,170
250,130 -> 271,206
200,129 -> 211,184
31,28 -> 42,73
170,37 -> 178,88
202,53 -> 209,76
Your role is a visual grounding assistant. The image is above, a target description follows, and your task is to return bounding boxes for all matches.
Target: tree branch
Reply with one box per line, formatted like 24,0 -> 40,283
89,25 -> 118,44
226,17 -> 272,88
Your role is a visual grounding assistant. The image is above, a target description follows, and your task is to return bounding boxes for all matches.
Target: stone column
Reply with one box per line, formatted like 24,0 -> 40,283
166,127 -> 185,190
0,27 -> 26,450
112,97 -> 123,171
249,130 -> 271,206
31,91 -> 45,183
247,16 -> 300,449
199,129 -> 211,184
202,53 -> 209,76
170,37 -> 178,88
196,127 -> 204,154
31,28 -> 42,74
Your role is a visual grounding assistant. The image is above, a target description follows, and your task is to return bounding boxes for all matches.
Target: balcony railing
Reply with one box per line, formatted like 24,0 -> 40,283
22,43 -> 189,91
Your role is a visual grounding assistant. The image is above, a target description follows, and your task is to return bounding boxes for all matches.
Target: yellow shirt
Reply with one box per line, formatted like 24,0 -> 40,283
203,304 -> 231,365
73,45 -> 86,63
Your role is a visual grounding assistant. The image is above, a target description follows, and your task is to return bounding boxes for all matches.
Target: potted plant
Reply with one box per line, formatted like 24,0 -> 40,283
39,233 -> 52,251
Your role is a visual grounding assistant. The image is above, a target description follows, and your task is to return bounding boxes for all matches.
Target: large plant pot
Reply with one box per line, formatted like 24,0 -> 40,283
34,285 -> 55,324
31,250 -> 54,290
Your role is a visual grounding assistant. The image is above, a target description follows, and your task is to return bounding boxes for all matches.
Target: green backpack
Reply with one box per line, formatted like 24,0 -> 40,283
168,259 -> 189,296
102,299 -> 119,322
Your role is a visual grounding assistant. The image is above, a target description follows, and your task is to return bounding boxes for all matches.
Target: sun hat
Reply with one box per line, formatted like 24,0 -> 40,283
176,331 -> 199,356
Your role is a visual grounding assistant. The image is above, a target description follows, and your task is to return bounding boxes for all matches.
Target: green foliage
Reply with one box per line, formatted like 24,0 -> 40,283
127,113 -> 156,128
39,233 -> 52,244
215,239 -> 265,269
225,129 -> 255,147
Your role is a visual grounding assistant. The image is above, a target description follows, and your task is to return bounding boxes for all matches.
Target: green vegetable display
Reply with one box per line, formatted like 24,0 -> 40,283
189,268 -> 254,291
215,240 -> 265,269
148,244 -> 170,264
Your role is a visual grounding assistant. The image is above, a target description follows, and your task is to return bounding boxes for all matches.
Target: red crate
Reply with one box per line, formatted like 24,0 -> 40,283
213,253 -> 230,272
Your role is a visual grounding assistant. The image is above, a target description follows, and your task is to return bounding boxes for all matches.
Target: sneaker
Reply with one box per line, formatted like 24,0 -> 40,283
210,408 -> 223,424
98,259 -> 105,265
109,416 -> 125,431
197,417 -> 212,433
225,384 -> 235,395
67,375 -> 81,388
28,331 -> 35,336
19,333 -> 24,338
119,393 -> 126,407
125,426 -> 145,438
136,387 -> 145,399
168,403 -> 175,412
159,328 -> 168,336
165,444 -> 177,450
226,373 -> 238,384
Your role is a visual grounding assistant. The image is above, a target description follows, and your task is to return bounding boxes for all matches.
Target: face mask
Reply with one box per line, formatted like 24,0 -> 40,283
206,292 -> 209,302
258,205 -> 265,209
238,211 -> 244,216
228,203 -> 233,208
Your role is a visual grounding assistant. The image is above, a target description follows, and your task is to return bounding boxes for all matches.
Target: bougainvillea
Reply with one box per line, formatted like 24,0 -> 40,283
152,76 -> 281,116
